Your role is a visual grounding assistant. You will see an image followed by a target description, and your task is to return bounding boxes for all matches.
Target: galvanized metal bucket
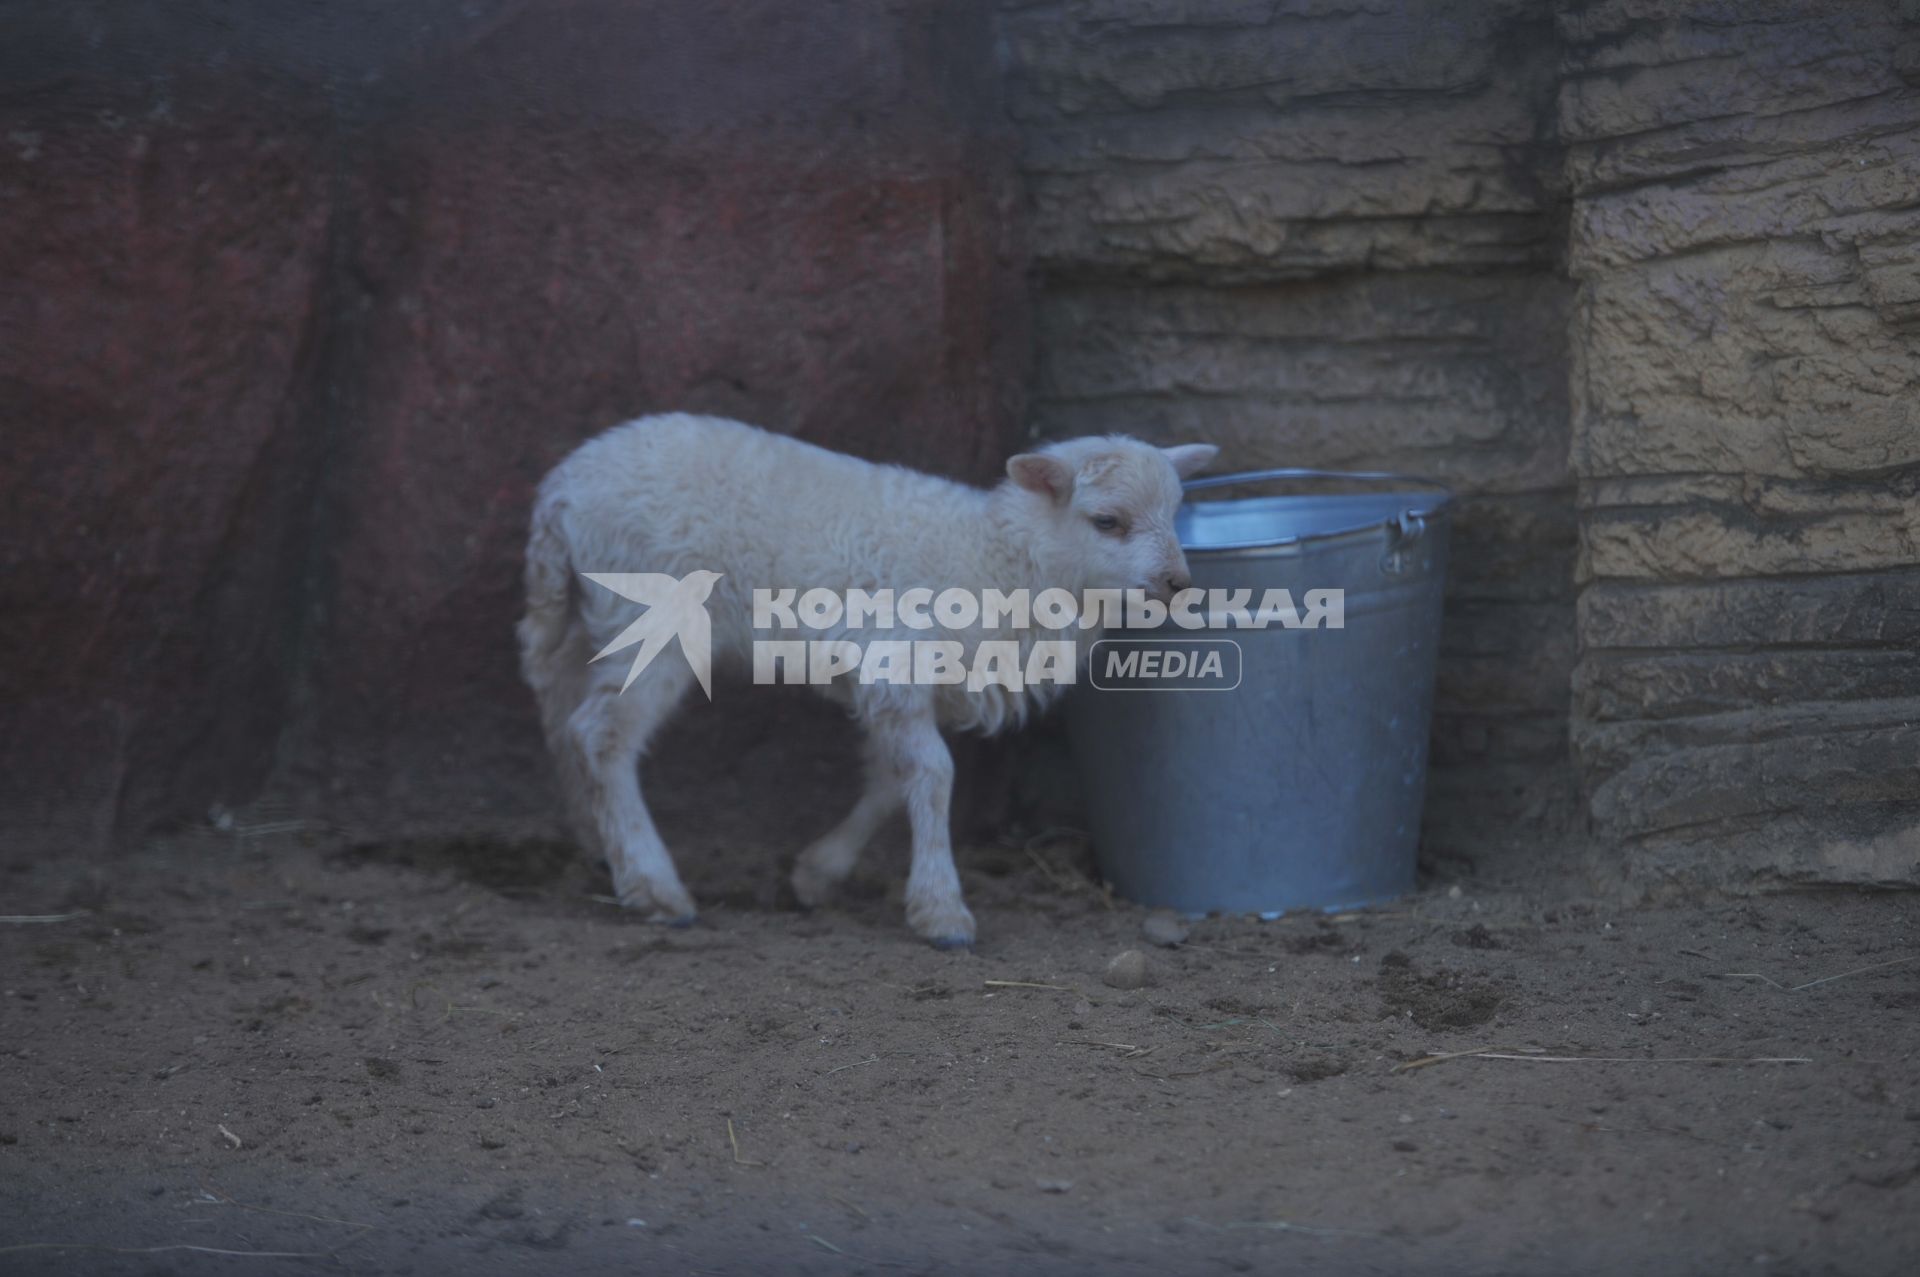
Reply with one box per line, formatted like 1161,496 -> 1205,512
1067,469 -> 1452,916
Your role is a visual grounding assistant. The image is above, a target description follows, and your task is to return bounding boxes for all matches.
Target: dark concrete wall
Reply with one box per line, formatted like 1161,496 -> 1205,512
1,1 -> 1030,849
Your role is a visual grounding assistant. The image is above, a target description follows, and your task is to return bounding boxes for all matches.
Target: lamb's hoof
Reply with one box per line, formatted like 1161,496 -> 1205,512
615,877 -> 698,925
794,852 -> 856,910
789,864 -> 840,912
908,899 -> 977,950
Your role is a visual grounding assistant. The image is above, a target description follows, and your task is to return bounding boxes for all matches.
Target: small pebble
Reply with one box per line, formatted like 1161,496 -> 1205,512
1103,949 -> 1152,990
1035,1178 -> 1074,1194
1141,910 -> 1190,948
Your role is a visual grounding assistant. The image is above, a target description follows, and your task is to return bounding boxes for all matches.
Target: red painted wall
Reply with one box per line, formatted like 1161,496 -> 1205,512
0,2 -> 1030,848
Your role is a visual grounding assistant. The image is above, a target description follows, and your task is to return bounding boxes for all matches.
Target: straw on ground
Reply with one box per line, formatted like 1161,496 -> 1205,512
0,1243 -> 333,1259
1720,953 -> 1918,991
726,1118 -> 763,1167
1395,1048 -> 1812,1074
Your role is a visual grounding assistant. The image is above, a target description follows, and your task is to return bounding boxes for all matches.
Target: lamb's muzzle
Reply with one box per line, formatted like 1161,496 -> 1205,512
517,413 -> 1217,947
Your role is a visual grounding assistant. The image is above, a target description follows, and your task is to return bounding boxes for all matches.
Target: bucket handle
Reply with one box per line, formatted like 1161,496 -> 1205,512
1180,467 -> 1452,558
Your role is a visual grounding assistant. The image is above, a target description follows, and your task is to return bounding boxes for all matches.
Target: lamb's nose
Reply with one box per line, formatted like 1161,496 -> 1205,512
1166,571 -> 1191,596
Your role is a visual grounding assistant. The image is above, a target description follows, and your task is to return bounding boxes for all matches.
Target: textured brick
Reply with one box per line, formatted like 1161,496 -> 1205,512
1579,570 -> 1920,650
1563,0 -> 1920,879
1005,0 -> 1563,281
999,0 -> 1577,858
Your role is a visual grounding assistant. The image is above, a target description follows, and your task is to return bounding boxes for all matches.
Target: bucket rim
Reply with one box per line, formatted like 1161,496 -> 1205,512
1180,467 -> 1453,553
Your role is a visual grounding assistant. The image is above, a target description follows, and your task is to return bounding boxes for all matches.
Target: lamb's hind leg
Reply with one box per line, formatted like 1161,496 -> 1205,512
866,708 -> 975,948
561,659 -> 698,924
791,737 -> 902,908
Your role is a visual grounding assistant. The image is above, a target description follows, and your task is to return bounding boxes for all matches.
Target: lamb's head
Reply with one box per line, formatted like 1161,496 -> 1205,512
1000,436 -> 1219,601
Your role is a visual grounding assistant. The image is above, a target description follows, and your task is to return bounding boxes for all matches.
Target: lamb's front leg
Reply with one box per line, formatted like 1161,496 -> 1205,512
791,736 -> 901,909
868,709 -> 975,949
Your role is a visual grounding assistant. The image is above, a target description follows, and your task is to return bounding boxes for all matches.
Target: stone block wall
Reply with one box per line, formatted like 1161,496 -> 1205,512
998,0 -> 1581,855
1002,0 -> 1920,886
1560,0 -> 1920,887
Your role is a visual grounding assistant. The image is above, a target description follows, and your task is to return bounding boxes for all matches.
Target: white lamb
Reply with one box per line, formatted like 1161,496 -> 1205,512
517,413 -> 1216,947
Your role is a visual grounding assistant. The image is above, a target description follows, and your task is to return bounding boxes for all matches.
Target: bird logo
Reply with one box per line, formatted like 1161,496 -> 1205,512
581,570 -> 724,698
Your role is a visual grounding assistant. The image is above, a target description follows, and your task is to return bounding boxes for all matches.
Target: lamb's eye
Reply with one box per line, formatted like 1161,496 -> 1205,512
1089,513 -> 1123,534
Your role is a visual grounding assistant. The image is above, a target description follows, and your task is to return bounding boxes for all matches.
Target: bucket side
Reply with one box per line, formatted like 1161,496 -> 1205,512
1069,510 -> 1449,915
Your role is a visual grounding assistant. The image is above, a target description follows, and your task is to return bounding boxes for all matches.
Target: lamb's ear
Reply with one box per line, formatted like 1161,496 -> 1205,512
1162,443 -> 1219,479
1007,453 -> 1074,501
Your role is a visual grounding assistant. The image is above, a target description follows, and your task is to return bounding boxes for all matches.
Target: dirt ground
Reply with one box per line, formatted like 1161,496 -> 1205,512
4,798 -> 1918,1276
